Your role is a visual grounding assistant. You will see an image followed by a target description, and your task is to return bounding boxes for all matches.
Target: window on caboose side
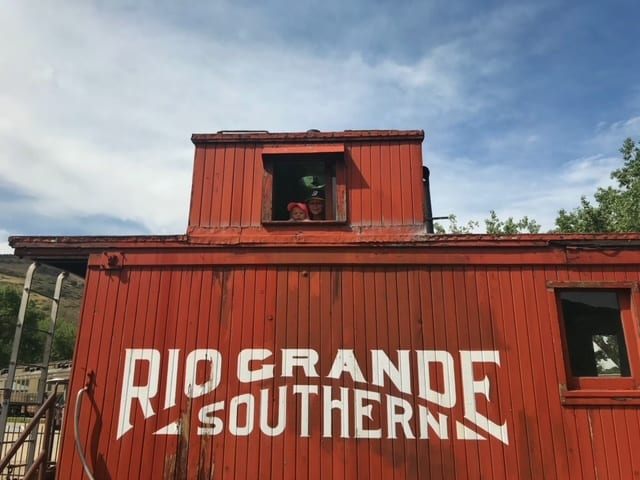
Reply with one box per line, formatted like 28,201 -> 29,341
559,290 -> 630,378
549,282 -> 640,400
261,146 -> 346,223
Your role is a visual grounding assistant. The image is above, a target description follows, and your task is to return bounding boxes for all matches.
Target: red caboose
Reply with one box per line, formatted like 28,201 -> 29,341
8,129 -> 640,479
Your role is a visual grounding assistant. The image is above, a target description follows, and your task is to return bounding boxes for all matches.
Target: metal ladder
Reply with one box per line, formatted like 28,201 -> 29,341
0,262 -> 67,472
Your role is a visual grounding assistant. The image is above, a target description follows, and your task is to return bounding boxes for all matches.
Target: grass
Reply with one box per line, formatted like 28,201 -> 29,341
0,255 -> 84,324
7,416 -> 31,424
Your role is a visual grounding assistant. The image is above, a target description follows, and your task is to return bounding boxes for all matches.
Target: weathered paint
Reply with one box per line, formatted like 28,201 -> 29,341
187,130 -> 426,234
8,129 -> 640,479
47,251 -> 640,480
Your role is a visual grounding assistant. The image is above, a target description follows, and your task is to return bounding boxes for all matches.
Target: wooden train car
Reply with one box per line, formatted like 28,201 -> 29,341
10,129 -> 640,479
0,362 -> 71,413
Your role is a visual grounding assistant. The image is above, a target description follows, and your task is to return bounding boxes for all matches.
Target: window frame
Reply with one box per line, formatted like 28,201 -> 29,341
261,144 -> 347,225
548,280 -> 640,405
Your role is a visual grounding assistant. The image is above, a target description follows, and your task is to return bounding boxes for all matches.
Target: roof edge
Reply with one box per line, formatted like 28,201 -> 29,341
191,129 -> 425,145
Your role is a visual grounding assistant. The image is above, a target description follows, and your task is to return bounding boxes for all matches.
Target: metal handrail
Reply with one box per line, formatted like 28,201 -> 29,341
23,450 -> 47,480
74,386 -> 95,480
0,392 -> 58,474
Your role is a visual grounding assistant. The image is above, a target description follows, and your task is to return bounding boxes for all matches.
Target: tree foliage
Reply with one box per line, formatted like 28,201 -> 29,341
434,215 -> 478,234
0,286 -> 45,367
484,210 -> 541,234
436,138 -> 639,234
50,317 -> 77,361
434,211 -> 540,234
593,335 -> 621,374
555,138 -> 640,232
0,285 -> 76,368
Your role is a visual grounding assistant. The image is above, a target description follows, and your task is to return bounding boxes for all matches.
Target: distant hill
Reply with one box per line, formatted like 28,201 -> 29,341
0,255 -> 84,324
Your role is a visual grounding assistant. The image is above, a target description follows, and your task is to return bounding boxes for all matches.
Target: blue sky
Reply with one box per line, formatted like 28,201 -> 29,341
1,1 -> 639,252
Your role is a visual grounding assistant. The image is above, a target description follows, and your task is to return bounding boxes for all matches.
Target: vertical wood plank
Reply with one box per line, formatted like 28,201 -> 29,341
284,268 -> 299,479
120,269 -> 154,480
230,146 -> 246,227
380,144 -> 393,225
133,269 -> 164,479
362,266 -> 382,478
258,267 -> 278,479
66,269 -> 115,479
388,144 -> 402,225
268,267 -> 288,480
189,145 -> 207,227
347,145 -> 362,226
454,267 -> 481,479
248,146 -> 263,226
295,266 -> 312,480
409,143 -> 425,223
329,268 -> 346,480
360,143 -> 373,226
369,143 -> 383,226
219,145 -> 236,227
487,267 -> 522,478
240,146 -> 256,226
221,269 -> 244,478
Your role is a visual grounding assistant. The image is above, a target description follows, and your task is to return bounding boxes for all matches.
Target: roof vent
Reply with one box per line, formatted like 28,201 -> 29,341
306,129 -> 320,133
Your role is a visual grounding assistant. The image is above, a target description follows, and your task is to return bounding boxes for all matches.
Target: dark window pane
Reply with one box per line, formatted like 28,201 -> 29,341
272,156 -> 336,221
559,291 -> 630,377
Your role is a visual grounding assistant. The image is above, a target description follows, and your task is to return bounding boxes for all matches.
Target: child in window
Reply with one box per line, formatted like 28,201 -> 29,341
287,202 -> 310,222
306,189 -> 325,220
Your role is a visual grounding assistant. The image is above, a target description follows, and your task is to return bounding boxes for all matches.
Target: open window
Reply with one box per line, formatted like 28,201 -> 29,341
549,281 -> 640,404
261,145 -> 347,223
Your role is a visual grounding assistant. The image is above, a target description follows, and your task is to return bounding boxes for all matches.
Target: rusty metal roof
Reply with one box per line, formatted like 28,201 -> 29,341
10,232 -> 640,277
8,235 -> 187,277
191,129 -> 425,145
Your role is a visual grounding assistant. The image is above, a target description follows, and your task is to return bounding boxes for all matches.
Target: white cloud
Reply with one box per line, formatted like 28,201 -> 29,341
562,155 -> 618,185
0,231 -> 14,254
0,1 -> 637,252
429,147 -> 619,232
4,2 -> 512,239
590,117 -> 640,152
428,110 -> 639,232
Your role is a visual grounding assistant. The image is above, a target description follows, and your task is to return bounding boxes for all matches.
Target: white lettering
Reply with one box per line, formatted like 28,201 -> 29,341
416,350 -> 456,408
354,389 -> 382,439
386,394 -> 415,439
418,406 -> 448,439
116,347 -> 509,444
327,349 -> 367,383
371,350 -> 411,394
198,401 -> 225,435
238,348 -> 274,382
293,385 -> 318,437
323,386 -> 349,438
229,394 -> 255,436
281,349 -> 320,377
460,351 -> 509,445
184,349 -> 222,398
117,349 -> 160,439
164,349 -> 180,409
260,386 -> 288,436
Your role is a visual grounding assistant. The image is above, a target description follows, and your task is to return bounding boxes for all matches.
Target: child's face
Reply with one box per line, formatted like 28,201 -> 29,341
290,206 -> 307,221
307,199 -> 324,216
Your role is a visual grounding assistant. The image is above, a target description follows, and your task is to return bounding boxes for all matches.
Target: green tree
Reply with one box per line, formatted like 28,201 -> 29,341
593,335 -> 621,374
434,211 -> 540,234
0,286 -> 47,368
484,210 -> 541,234
49,317 -> 77,361
434,214 -> 479,234
555,138 -> 640,232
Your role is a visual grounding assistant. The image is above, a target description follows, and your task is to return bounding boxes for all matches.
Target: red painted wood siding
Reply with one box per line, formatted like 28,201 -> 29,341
57,250 -> 640,479
188,140 -> 425,231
